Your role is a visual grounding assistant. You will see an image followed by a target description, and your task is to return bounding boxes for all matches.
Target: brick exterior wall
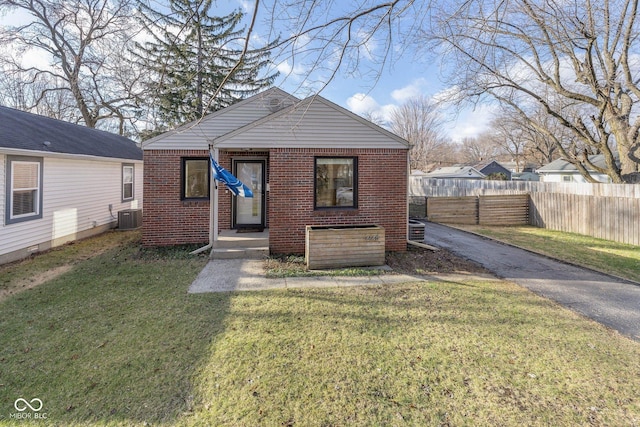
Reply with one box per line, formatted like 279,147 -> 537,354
269,148 -> 408,254
142,149 -> 210,246
143,147 -> 408,253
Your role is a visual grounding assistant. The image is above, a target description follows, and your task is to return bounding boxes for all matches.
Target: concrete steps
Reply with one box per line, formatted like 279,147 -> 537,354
211,247 -> 270,259
211,229 -> 269,260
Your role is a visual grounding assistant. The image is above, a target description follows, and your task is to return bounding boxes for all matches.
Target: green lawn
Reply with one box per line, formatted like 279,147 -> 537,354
455,225 -> 640,283
1,232 -> 639,426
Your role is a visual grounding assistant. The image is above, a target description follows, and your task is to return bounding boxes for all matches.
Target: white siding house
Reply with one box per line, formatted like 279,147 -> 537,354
537,155 -> 613,183
421,166 -> 486,179
1,107 -> 143,265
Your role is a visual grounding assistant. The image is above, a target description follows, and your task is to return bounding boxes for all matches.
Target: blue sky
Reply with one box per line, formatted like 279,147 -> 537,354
0,0 -> 495,141
236,0 -> 495,142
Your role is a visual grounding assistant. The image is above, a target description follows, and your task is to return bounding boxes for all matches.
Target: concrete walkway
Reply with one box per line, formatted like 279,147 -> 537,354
189,259 -> 423,293
423,221 -> 640,341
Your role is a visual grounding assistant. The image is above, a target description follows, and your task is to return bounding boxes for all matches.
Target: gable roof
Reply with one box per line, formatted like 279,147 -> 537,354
537,155 -> 614,174
213,93 -> 409,149
143,87 -> 298,150
475,160 -> 511,173
143,87 -> 409,151
0,106 -> 142,160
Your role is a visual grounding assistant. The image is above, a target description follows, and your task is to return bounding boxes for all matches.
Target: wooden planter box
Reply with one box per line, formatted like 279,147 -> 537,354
305,225 -> 385,269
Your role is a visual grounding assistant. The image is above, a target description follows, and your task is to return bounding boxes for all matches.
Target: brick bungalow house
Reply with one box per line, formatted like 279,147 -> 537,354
142,87 -> 410,254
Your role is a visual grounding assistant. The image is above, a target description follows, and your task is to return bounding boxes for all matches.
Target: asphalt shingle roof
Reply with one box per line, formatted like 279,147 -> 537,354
0,106 -> 142,160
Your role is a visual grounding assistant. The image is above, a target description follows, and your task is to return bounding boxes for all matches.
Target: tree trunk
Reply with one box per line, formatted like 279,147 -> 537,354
195,12 -> 203,118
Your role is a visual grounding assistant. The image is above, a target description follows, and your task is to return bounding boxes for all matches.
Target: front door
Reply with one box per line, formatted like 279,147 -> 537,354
233,159 -> 266,229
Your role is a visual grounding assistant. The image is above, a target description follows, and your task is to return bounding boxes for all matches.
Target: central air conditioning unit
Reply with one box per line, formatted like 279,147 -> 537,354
118,209 -> 142,230
408,219 -> 425,242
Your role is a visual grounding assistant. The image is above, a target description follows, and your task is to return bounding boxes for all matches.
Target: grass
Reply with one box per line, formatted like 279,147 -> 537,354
455,225 -> 640,283
0,231 -> 140,298
0,232 -> 639,426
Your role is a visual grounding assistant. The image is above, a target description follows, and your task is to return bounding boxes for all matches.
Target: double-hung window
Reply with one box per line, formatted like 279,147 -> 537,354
6,156 -> 43,224
122,164 -> 134,201
314,157 -> 357,209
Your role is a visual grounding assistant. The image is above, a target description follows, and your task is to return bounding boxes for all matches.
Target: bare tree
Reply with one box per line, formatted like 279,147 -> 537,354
389,95 -> 448,170
0,0 -> 144,135
248,0 -> 640,182
458,134 -> 505,165
488,106 -> 563,171
517,108 -> 562,168
431,0 -> 640,182
259,0 -> 430,95
488,115 -> 528,173
361,110 -> 387,127
0,70 -> 87,119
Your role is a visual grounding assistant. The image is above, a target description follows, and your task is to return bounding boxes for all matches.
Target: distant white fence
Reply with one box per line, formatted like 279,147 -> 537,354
410,177 -> 640,246
409,177 -> 640,198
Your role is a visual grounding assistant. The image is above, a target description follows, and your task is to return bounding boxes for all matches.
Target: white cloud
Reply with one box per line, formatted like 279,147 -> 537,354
249,32 -> 266,46
390,78 -> 428,103
237,0 -> 253,13
292,33 -> 312,50
20,48 -> 52,70
446,104 -> 498,142
345,79 -> 432,124
346,93 -> 380,115
344,81 -> 496,140
276,60 -> 308,79
345,93 -> 396,124
356,29 -> 378,61
431,85 -> 464,106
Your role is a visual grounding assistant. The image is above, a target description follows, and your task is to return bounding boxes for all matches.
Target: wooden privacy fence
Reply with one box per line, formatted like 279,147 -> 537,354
423,195 -> 530,226
425,197 -> 478,224
530,193 -> 640,246
410,177 -> 640,246
479,195 -> 530,225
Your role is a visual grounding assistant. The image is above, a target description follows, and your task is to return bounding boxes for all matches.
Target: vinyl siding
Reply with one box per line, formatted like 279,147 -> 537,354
142,88 -> 297,151
214,98 -> 407,149
539,173 -> 612,183
0,154 -> 5,228
1,156 -> 143,259
142,89 -> 408,151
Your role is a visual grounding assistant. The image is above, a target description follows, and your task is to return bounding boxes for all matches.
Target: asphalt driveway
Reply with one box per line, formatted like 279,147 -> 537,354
423,221 -> 640,341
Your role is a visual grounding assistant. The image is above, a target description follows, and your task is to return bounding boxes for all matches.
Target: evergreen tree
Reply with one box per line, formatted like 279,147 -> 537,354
135,0 -> 278,130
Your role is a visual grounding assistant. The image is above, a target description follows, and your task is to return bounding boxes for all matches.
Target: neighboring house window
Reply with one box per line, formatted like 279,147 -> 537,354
182,158 -> 209,199
562,175 -> 573,182
315,157 -> 357,209
6,156 -> 43,224
122,164 -> 134,201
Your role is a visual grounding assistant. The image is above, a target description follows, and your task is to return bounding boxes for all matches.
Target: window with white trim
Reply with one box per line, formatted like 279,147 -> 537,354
122,164 -> 134,201
6,156 -> 43,224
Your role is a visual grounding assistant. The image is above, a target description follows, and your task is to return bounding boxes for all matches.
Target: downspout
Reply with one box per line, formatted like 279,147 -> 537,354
212,146 -> 219,245
406,146 -> 412,246
190,143 -> 218,255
